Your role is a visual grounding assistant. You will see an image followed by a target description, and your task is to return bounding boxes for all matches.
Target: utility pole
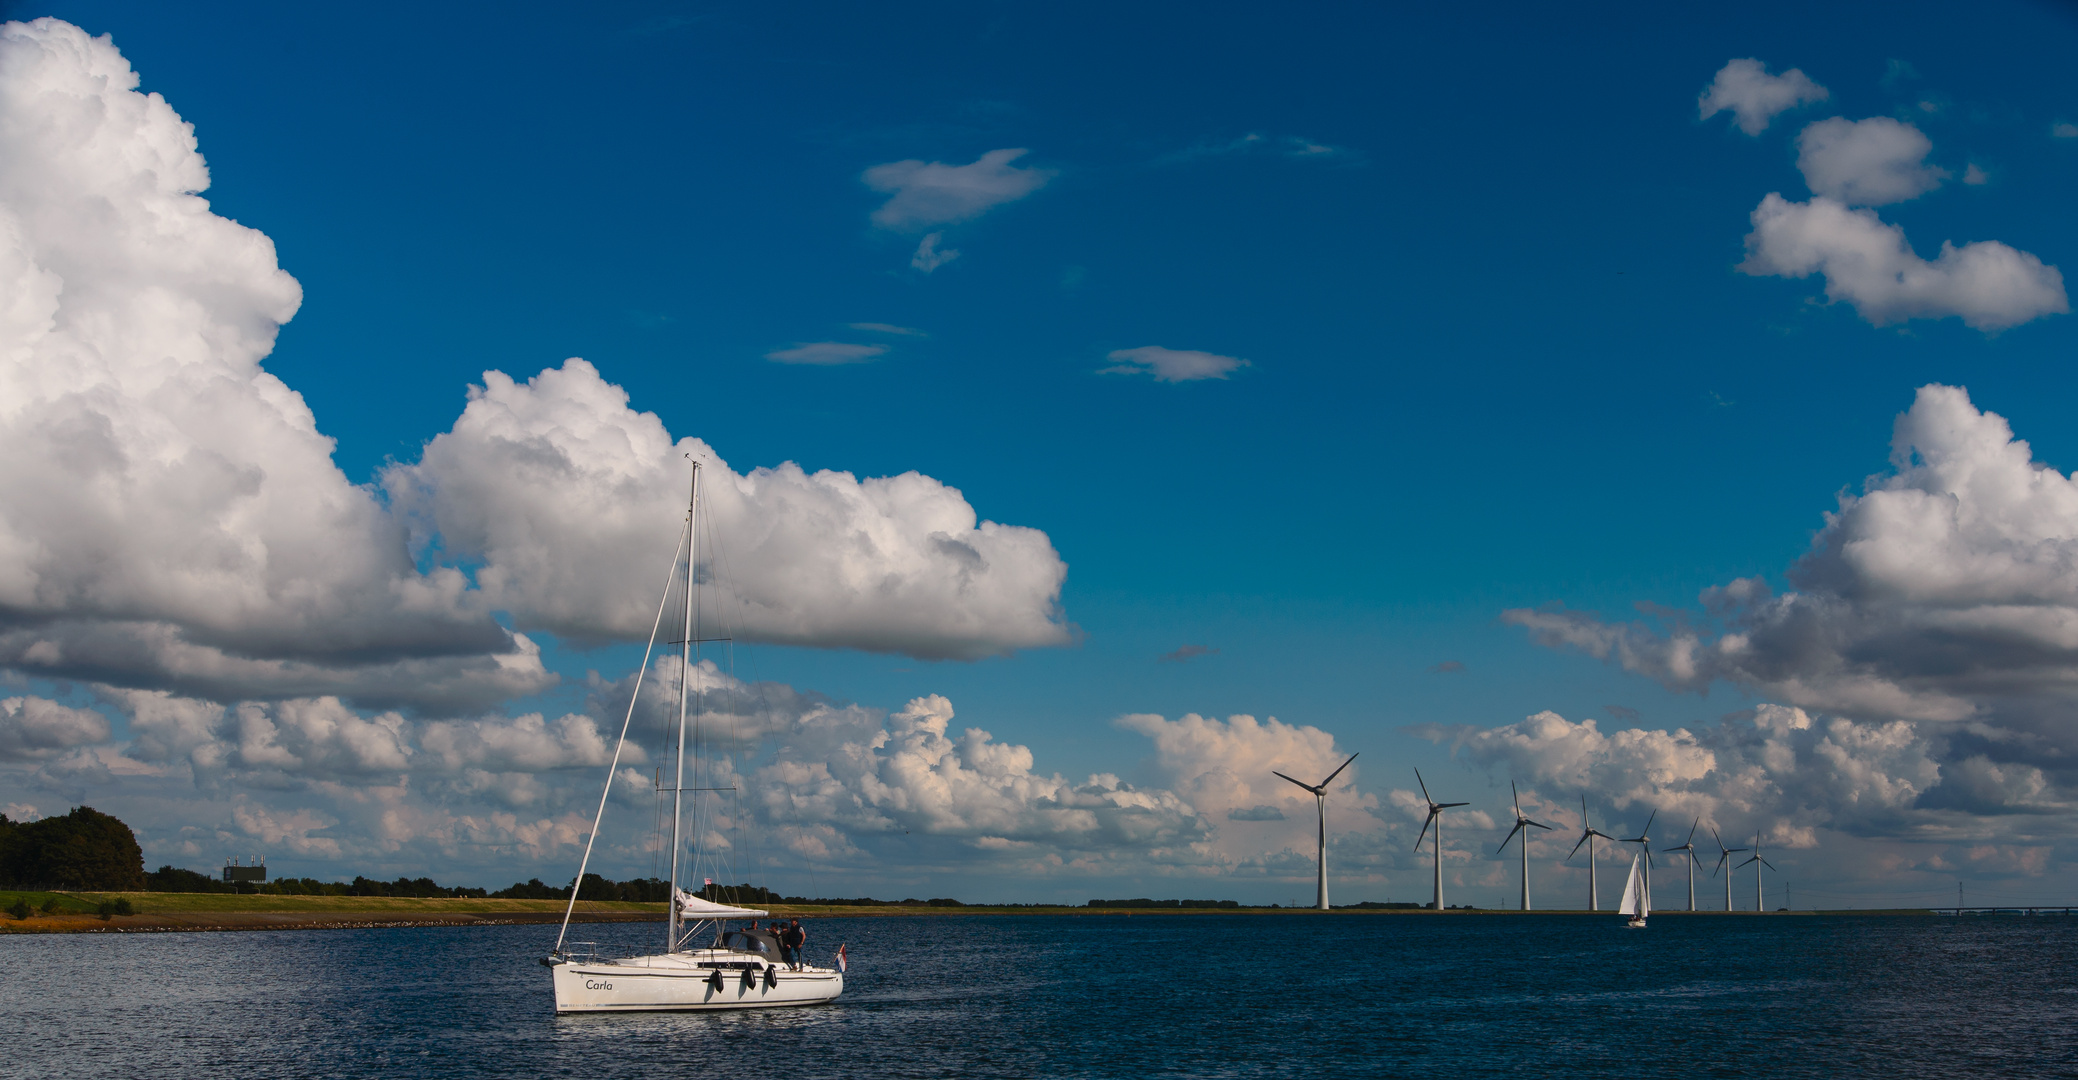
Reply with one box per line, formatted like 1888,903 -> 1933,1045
1959,881 -> 1964,912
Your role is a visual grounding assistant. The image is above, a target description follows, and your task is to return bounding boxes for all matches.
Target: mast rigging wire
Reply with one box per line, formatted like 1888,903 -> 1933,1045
553,516 -> 689,955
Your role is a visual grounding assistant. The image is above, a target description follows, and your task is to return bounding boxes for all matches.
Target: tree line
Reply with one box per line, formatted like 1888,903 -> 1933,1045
6,808 -> 1260,908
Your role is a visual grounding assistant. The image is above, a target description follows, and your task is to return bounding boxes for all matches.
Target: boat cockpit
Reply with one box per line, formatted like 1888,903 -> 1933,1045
716,929 -> 783,958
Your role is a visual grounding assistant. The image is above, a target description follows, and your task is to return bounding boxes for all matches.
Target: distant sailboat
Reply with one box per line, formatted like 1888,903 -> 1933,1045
1616,852 -> 1650,929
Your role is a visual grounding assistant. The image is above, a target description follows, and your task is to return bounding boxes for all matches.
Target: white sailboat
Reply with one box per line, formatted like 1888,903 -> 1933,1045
1616,851 -> 1650,929
544,461 -> 844,1012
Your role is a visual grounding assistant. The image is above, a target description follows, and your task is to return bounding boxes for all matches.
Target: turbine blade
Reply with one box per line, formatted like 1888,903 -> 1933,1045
1498,822 -> 1524,853
1319,753 -> 1359,788
1567,834 -> 1589,860
1711,826 -> 1725,851
1440,802 -> 1470,809
1526,819 -> 1553,831
1414,768 -> 1433,803
1512,780 -> 1523,815
1273,771 -> 1320,794
1642,809 -> 1657,835
1687,817 -> 1700,844
1414,812 -> 1433,852
1760,858 -> 1777,871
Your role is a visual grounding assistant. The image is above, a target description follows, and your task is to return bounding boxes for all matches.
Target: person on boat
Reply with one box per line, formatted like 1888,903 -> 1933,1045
783,919 -> 806,970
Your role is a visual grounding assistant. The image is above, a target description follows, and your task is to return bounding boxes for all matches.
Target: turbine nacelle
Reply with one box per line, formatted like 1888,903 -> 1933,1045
1618,809 -> 1657,866
1566,794 -> 1614,862
1496,781 -> 1553,854
1411,767 -> 1468,851
1708,825 -> 1748,879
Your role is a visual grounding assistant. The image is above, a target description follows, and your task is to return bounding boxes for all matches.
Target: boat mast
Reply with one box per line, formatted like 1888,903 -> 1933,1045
666,462 -> 700,953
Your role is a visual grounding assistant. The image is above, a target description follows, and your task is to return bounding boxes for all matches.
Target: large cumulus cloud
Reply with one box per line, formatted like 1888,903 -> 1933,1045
0,18 -> 1073,720
1505,385 -> 2078,800
382,359 -> 1073,660
0,18 -> 543,707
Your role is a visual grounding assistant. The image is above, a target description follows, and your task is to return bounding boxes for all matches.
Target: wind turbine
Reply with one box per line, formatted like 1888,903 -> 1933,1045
1708,827 -> 1746,911
1618,810 -> 1656,912
1737,831 -> 1777,912
1496,782 -> 1553,911
1661,817 -> 1703,912
1413,769 -> 1469,911
1274,753 -> 1358,911
1565,796 -> 1616,910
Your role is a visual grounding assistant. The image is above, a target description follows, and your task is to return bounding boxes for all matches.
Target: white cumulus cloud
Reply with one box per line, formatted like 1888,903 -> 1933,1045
1738,194 -> 2067,331
1101,346 -> 1250,383
754,695 -> 1211,865
0,17 -> 546,709
419,712 -> 620,773
1504,385 -> 2078,785
384,359 -> 1073,660
1699,58 -> 1828,135
1418,704 -> 1950,842
0,695 -> 108,761
0,20 -> 1070,711
1795,117 -> 1948,205
863,148 -> 1054,230
1117,711 -> 1383,866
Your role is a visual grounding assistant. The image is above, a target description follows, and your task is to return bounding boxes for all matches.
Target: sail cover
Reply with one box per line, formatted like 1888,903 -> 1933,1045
1616,854 -> 1642,916
675,888 -> 768,918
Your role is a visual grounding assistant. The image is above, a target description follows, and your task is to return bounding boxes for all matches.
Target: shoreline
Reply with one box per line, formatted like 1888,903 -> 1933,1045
0,891 -> 1958,933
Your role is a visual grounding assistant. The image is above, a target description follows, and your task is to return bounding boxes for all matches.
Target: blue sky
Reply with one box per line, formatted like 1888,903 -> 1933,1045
6,1 -> 2078,907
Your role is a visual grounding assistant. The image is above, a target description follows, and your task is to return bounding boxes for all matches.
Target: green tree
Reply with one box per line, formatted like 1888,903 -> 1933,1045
0,808 -> 146,890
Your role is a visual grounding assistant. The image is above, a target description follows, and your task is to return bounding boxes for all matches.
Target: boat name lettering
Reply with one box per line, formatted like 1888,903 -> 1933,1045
584,979 -> 613,991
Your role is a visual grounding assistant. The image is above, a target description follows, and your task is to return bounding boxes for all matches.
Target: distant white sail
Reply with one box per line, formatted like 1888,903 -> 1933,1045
1616,853 -> 1642,916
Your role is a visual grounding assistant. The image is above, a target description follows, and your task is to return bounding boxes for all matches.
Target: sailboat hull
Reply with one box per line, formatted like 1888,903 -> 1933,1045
550,954 -> 843,1013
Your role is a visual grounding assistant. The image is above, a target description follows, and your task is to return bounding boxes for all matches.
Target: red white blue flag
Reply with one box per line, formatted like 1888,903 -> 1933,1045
836,944 -> 848,972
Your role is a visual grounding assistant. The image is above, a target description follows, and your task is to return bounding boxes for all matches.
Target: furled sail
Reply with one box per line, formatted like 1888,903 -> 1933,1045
1616,853 -> 1642,916
675,887 -> 768,918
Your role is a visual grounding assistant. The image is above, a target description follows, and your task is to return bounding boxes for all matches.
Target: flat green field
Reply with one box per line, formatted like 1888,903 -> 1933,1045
1,890 -> 658,915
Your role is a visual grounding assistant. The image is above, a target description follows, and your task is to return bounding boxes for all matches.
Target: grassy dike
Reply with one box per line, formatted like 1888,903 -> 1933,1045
0,891 -> 1944,933
0,889 -> 662,933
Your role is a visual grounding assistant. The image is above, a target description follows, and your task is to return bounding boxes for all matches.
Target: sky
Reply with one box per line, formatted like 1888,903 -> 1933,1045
4,0 -> 2078,908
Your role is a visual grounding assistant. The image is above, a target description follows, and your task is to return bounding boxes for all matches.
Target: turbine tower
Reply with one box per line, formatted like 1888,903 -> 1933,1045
1618,810 -> 1657,913
1565,796 -> 1615,910
1274,752 -> 1358,911
1737,831 -> 1777,912
1496,782 -> 1553,911
1413,769 -> 1468,911
1709,828 -> 1746,911
1661,817 -> 1703,912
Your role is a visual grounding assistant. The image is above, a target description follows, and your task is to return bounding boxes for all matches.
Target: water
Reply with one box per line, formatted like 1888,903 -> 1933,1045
8,914 -> 2076,1078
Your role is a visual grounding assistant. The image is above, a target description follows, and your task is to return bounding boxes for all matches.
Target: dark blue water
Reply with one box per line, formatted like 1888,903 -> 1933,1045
8,914 -> 2076,1078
